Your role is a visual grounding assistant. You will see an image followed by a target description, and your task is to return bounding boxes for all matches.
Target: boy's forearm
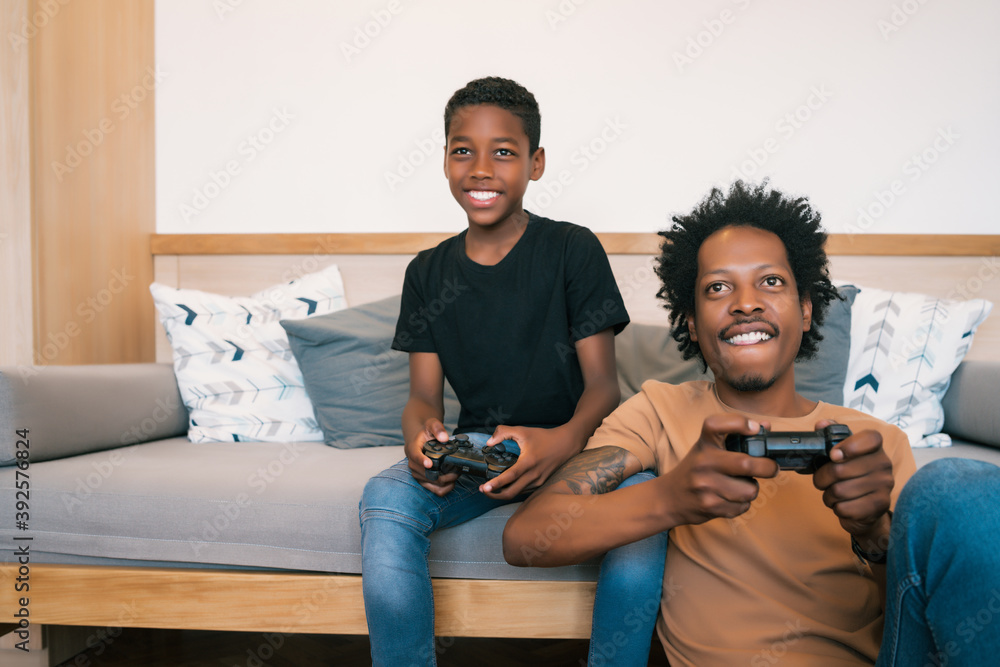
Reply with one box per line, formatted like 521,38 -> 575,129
560,376 -> 621,452
401,397 -> 444,446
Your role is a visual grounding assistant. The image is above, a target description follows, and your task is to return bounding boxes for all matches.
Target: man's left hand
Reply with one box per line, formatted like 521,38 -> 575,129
812,419 -> 894,543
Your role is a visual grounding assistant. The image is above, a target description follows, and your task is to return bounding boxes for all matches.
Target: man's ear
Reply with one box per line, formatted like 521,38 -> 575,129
530,147 -> 546,181
801,296 -> 813,332
686,312 -> 698,342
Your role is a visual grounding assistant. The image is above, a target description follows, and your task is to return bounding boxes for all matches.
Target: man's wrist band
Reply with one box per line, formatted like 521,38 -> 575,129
851,536 -> 888,564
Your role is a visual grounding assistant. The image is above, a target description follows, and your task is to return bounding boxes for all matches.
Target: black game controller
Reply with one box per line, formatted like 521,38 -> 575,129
423,434 -> 519,481
724,424 -> 852,474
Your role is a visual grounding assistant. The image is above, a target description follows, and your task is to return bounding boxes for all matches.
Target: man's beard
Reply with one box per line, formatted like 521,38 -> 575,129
730,373 -> 777,393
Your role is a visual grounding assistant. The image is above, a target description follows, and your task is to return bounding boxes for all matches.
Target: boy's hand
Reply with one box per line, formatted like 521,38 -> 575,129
479,425 -> 580,500
812,419 -> 894,544
659,414 -> 780,527
404,418 -> 458,496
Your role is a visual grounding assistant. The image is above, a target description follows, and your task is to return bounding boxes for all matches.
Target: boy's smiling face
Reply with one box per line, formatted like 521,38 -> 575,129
687,225 -> 813,402
444,104 -> 544,230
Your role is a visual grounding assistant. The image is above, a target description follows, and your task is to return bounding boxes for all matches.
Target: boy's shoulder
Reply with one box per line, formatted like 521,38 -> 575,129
412,212 -> 600,266
526,211 -> 598,242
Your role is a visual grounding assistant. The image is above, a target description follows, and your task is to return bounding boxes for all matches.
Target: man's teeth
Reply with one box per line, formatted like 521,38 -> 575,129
469,191 -> 499,201
727,331 -> 772,345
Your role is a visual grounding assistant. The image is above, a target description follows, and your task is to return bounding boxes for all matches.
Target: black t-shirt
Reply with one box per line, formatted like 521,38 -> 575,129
392,213 -> 629,434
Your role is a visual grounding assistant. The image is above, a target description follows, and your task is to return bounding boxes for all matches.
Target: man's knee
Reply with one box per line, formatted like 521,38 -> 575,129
898,458 -> 997,520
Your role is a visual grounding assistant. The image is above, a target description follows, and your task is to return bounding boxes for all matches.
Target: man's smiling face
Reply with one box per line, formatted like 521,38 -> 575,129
687,225 -> 812,397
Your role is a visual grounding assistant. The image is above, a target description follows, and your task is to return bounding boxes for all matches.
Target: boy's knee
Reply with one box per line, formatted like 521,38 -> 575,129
360,467 -> 416,517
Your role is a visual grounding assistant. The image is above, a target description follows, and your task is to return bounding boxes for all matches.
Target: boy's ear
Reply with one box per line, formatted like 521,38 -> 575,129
530,147 -> 545,181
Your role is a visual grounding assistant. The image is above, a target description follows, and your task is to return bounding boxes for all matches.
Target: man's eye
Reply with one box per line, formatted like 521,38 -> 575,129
763,276 -> 784,287
707,283 -> 726,293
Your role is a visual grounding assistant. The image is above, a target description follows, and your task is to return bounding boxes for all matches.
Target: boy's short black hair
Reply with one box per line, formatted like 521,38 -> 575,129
654,180 -> 840,367
444,76 -> 541,155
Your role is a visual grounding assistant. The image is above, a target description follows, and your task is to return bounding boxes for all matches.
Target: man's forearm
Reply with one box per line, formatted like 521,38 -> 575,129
503,447 -> 673,567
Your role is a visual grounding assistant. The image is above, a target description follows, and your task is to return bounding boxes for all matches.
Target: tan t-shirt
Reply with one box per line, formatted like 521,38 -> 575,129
586,380 -> 916,666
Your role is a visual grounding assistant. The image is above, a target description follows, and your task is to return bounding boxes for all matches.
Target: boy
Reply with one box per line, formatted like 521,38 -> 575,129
503,181 -> 919,664
359,77 -> 666,666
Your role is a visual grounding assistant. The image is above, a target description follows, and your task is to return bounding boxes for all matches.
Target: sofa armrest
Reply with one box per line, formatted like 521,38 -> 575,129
0,364 -> 188,465
941,360 -> 1000,449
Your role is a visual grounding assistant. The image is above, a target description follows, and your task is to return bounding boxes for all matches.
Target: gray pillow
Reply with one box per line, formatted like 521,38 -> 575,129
616,285 -> 858,406
281,295 -> 460,449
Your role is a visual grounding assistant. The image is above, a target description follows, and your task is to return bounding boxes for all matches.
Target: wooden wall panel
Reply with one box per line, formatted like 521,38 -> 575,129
31,0 -> 155,365
0,0 -> 34,367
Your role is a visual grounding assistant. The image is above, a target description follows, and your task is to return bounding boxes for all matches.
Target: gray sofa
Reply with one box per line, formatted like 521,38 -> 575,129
1,319 -> 998,641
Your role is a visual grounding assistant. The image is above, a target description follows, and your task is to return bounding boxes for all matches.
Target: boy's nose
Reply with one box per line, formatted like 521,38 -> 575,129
471,154 -> 493,178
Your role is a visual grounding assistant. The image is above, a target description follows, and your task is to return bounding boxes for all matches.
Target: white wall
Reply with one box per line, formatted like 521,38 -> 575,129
156,0 -> 1000,235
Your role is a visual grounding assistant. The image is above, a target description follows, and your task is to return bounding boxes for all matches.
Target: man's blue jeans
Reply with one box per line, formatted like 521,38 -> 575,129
877,457 -> 1000,666
360,433 -> 667,667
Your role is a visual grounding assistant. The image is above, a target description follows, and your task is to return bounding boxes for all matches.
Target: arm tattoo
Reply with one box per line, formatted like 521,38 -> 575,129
545,447 -> 632,495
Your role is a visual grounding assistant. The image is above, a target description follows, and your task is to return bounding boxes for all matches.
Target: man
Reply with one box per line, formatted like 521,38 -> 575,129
503,180 -> 916,665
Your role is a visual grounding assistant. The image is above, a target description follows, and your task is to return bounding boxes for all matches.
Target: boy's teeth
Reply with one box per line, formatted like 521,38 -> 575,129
727,331 -> 772,345
469,191 -> 499,201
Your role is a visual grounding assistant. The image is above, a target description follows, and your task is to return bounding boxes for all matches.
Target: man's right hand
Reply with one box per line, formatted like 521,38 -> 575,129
405,418 -> 459,496
661,413 -> 780,527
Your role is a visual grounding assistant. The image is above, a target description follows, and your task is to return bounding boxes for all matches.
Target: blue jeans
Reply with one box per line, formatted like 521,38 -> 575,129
359,432 -> 667,667
588,470 -> 667,666
877,458 -> 1000,667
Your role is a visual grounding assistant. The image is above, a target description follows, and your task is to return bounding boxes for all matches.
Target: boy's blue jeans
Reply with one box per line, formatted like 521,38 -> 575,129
877,457 -> 1000,666
359,433 -> 667,667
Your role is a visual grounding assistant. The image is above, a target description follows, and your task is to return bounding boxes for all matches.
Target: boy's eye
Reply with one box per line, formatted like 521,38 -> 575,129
495,148 -> 515,157
451,147 -> 470,155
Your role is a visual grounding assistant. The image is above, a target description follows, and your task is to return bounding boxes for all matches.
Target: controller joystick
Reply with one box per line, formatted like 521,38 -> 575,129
724,424 -> 852,474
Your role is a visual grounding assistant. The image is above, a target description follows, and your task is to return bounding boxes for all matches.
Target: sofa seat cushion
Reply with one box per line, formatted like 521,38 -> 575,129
911,440 -> 1000,469
0,439 -> 598,581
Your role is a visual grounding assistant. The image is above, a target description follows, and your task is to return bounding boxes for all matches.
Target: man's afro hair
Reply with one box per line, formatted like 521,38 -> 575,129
654,180 -> 840,367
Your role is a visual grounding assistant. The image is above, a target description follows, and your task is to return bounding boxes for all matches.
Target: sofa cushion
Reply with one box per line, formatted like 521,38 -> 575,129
0,364 -> 187,466
941,360 -> 1000,450
150,265 -> 347,443
844,286 -> 993,447
281,296 -> 460,448
0,439 -> 598,581
616,285 -> 858,406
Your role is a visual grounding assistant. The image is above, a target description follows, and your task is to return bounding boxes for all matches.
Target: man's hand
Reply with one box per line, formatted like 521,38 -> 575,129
479,425 -> 580,500
660,414 -> 780,527
404,418 -> 458,496
812,419 -> 894,545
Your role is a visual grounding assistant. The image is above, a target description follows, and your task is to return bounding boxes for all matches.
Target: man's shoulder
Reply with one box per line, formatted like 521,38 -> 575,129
635,379 -> 715,403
